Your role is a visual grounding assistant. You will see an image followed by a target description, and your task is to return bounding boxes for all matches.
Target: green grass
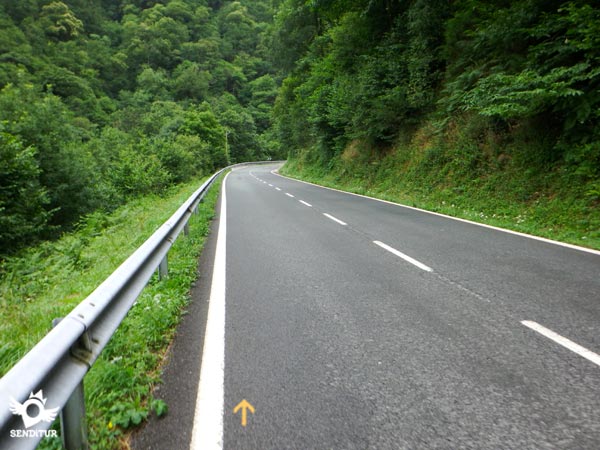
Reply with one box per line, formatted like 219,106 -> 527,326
280,158 -> 600,251
0,174 -> 223,449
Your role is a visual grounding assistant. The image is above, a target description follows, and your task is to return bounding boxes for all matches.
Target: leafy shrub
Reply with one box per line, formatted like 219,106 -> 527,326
0,131 -> 49,252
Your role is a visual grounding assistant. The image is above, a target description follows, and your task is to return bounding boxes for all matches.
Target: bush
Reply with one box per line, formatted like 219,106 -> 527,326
0,131 -> 49,252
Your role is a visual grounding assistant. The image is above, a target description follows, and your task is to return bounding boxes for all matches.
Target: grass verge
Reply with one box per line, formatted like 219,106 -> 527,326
280,159 -> 600,251
0,173 -> 223,449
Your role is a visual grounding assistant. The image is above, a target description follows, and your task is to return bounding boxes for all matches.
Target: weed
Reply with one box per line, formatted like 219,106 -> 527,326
0,175 -> 223,449
281,156 -> 600,251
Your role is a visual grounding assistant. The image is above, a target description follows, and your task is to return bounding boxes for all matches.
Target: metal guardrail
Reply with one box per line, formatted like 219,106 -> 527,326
0,162 -> 277,449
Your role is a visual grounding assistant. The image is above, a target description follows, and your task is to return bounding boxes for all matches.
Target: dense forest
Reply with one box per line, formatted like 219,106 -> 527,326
2,0 -> 599,254
274,0 -> 600,244
0,0 -> 280,253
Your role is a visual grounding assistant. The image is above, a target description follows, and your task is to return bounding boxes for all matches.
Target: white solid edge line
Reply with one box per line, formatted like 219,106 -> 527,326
190,173 -> 229,450
271,170 -> 600,257
373,240 -> 433,273
521,320 -> 600,367
299,200 -> 313,207
323,213 -> 347,226
285,193 -> 295,198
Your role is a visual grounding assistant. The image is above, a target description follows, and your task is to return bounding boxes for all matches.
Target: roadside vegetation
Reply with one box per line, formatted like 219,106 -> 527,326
273,1 -> 600,251
281,155 -> 600,250
0,175 -> 222,449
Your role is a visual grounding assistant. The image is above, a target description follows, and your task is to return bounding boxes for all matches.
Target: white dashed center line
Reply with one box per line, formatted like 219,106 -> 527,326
373,240 -> 433,272
299,200 -> 312,207
286,193 -> 295,198
323,213 -> 347,226
521,320 -> 600,367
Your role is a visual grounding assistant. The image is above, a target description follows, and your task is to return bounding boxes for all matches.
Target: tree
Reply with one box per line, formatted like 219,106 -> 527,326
40,2 -> 84,41
136,66 -> 172,101
173,61 -> 211,101
181,103 -> 228,168
218,2 -> 259,60
0,14 -> 34,88
247,74 -> 278,132
123,4 -> 189,70
212,93 -> 259,162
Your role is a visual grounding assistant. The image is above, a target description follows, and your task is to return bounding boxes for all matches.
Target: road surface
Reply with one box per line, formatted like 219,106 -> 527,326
132,163 -> 600,450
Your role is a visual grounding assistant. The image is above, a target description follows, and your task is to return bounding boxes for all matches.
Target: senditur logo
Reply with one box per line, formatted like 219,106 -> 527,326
10,390 -> 59,429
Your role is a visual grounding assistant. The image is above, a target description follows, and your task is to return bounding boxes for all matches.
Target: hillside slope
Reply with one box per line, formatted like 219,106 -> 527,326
273,0 -> 600,249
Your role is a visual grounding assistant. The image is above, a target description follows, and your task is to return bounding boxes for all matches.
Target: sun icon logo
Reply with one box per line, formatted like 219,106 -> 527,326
9,390 -> 60,429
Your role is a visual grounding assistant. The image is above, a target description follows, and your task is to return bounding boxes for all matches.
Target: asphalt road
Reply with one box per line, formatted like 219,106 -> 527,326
132,163 -> 600,450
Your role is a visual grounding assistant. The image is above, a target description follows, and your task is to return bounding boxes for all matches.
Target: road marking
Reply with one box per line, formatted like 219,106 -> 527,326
272,171 -> 600,257
275,187 -> 281,191
323,213 -> 347,226
190,173 -> 228,450
286,193 -> 295,198
299,200 -> 312,207
233,400 -> 255,427
373,240 -> 433,272
268,184 -> 273,187
521,320 -> 600,367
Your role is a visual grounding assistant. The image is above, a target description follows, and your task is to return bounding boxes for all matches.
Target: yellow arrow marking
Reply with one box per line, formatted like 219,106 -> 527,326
233,399 -> 255,427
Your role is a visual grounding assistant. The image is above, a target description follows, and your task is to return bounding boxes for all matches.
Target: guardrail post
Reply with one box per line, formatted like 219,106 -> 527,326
158,255 -> 168,280
184,222 -> 190,236
61,381 -> 89,450
52,318 -> 89,450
